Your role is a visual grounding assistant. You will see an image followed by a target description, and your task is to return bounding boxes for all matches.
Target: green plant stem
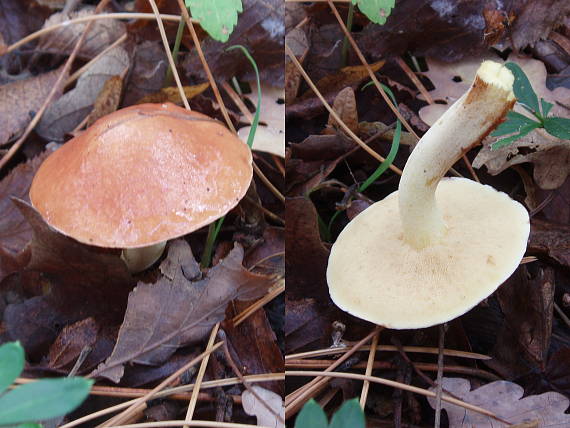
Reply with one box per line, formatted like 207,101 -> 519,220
200,45 -> 261,268
341,3 -> 355,67
164,17 -> 186,87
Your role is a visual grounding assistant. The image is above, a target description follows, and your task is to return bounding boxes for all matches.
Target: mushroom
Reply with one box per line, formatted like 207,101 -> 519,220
29,103 -> 253,273
327,61 -> 530,329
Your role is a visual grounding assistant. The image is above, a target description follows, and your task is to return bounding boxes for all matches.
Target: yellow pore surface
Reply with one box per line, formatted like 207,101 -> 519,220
327,178 -> 530,329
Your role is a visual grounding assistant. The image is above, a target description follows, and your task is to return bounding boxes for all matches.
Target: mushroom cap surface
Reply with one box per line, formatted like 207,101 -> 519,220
29,103 -> 253,248
327,178 -> 530,329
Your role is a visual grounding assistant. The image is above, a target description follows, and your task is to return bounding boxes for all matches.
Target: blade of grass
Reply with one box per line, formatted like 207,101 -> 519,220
200,45 -> 261,268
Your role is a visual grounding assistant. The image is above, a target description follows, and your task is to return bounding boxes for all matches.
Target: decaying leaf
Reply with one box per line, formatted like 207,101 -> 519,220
427,377 -> 570,427
418,54 -> 570,190
183,0 -> 284,86
122,40 -> 168,106
13,199 -> 135,319
0,151 -> 51,257
496,264 -> 554,370
241,386 -> 284,428
93,239 -> 274,383
326,87 -> 358,134
237,82 -> 285,157
137,83 -> 210,105
286,60 -> 385,119
0,67 -> 64,146
84,75 -> 123,128
37,7 -> 126,59
36,46 -> 129,141
47,317 -> 98,370
285,27 -> 309,103
285,198 -> 329,298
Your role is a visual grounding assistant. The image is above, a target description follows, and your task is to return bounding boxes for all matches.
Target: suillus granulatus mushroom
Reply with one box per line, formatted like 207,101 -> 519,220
30,103 -> 253,272
327,61 -> 530,328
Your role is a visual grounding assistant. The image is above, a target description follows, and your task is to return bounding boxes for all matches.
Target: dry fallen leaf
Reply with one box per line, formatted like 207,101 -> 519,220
137,83 -> 210,105
0,151 -> 51,257
242,386 -> 284,428
36,46 -> 129,141
38,7 -> 126,59
286,60 -> 385,119
238,82 -> 285,157
326,87 -> 358,134
427,377 -> 570,427
84,75 -> 123,128
419,54 -> 570,189
0,67 -> 64,146
47,317 -> 98,370
13,199 -> 135,319
92,239 -> 274,383
285,27 -> 309,102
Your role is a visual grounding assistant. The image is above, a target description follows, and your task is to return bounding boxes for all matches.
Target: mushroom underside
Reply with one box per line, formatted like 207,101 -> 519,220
327,178 -> 530,329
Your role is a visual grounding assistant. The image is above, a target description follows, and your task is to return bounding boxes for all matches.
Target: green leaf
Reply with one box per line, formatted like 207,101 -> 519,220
294,399 -> 328,428
329,399 -> 366,428
17,424 -> 42,428
490,111 -> 541,137
543,117 -> 570,139
0,378 -> 93,425
185,0 -> 242,42
0,342 -> 25,395
351,0 -> 395,25
491,121 -> 541,150
540,98 -> 553,117
505,62 -> 540,114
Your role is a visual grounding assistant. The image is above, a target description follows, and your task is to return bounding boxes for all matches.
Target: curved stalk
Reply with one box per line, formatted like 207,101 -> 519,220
399,61 -> 516,248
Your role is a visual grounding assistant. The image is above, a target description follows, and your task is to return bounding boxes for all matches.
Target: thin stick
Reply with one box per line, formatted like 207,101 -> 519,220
99,342 -> 223,427
183,324 -> 220,427
174,0 -> 234,132
286,345 -> 491,361
395,57 -> 433,104
434,324 -> 446,428
59,374 -> 284,428
232,280 -> 284,326
0,0 -> 111,172
65,33 -> 127,87
285,43 -> 402,175
359,331 -> 379,408
5,13 -> 197,55
286,371 -> 510,423
147,0 -> 190,110
327,0 -> 418,139
219,330 -> 285,424
222,81 -> 253,122
285,360 -> 499,381
244,195 -> 285,225
111,422 -> 269,428
285,326 -> 382,417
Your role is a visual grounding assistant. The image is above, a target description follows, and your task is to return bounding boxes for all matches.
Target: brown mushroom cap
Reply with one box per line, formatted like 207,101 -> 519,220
29,103 -> 253,248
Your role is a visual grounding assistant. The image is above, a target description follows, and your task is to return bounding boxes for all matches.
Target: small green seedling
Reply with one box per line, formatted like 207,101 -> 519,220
352,0 -> 395,25
491,62 -> 570,149
185,0 -> 243,43
0,342 -> 93,427
295,398 -> 365,428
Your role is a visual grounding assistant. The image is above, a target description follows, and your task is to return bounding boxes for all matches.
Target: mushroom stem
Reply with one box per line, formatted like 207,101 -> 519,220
398,61 -> 516,249
121,241 -> 167,273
